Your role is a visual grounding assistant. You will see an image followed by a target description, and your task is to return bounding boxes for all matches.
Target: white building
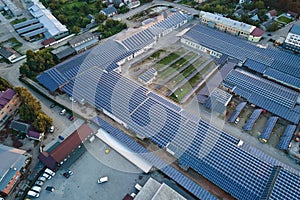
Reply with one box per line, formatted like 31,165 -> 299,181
283,24 -> 300,53
199,11 -> 263,41
28,0 -> 68,39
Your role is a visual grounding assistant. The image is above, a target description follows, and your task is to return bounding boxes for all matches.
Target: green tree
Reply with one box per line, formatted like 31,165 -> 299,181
0,77 -> 11,91
255,1 -> 265,9
33,112 -> 53,132
267,22 -> 280,32
95,13 -> 106,24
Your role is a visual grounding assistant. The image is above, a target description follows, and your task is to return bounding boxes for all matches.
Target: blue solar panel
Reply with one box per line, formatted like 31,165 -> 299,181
183,24 -> 300,89
259,117 -> 278,141
243,109 -> 262,131
268,168 -> 300,200
243,59 -> 267,74
278,125 -> 296,150
228,102 -> 247,123
223,69 -> 300,124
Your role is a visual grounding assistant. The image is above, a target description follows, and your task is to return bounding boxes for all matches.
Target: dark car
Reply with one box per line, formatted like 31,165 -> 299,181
50,104 -> 56,108
69,115 -> 75,121
63,170 -> 73,178
45,186 -> 55,192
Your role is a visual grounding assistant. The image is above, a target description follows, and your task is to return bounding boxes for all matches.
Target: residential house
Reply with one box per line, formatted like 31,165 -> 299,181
27,129 -> 44,141
0,144 -> 30,197
234,9 -> 245,18
10,120 -> 30,134
199,11 -> 264,41
0,89 -> 21,127
100,6 -> 117,17
0,47 -> 17,62
287,11 -> 298,19
266,9 -> 277,19
283,24 -> 300,53
38,124 -> 94,170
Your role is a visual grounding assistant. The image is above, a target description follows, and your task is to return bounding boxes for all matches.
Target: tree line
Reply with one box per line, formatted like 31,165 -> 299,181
14,87 -> 53,133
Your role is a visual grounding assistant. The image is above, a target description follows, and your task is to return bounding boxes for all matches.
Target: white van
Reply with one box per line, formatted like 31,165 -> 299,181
135,183 -> 142,191
59,109 -> 66,115
45,168 -> 56,176
27,190 -> 39,197
97,176 -> 108,184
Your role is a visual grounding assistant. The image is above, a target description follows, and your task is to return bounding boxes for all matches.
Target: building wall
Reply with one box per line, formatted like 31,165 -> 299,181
0,94 -> 21,123
200,12 -> 253,39
181,38 -> 222,58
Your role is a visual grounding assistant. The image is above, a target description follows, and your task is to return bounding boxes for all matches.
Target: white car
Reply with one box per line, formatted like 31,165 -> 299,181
135,183 -> 142,191
45,168 -> 56,176
27,190 -> 39,198
59,109 -> 66,115
97,176 -> 108,184
31,186 -> 42,193
49,126 -> 55,133
42,173 -> 52,180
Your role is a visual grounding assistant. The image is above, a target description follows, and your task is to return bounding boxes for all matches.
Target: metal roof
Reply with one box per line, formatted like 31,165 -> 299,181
13,18 -> 39,29
290,24 -> 300,35
21,27 -> 47,38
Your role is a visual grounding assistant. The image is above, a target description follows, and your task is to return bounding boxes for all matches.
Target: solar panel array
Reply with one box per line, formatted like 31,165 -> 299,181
228,102 -> 247,123
60,70 -> 300,200
148,12 -> 187,36
268,168 -> 300,200
243,109 -> 263,131
224,69 -> 300,124
121,29 -> 155,50
37,11 -> 188,92
278,125 -> 296,150
92,116 -> 217,200
259,117 -> 278,141
182,24 -> 300,89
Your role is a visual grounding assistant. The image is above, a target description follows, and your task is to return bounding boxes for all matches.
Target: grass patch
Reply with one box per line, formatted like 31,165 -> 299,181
276,16 -> 293,24
149,49 -> 166,60
170,61 -> 216,102
158,52 -> 197,80
157,53 -> 180,66
0,38 -> 23,50
10,18 -> 27,25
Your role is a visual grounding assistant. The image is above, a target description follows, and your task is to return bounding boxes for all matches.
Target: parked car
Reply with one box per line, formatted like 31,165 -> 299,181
69,97 -> 77,103
35,180 -> 44,187
45,186 -> 55,192
27,190 -> 39,198
63,170 -> 73,178
69,115 -> 75,121
38,176 -> 47,182
42,173 -> 52,180
31,186 -> 42,193
50,104 -> 56,108
58,135 -> 65,140
49,126 -> 55,133
135,183 -> 142,191
45,168 -> 56,176
59,109 -> 66,115
234,117 -> 240,124
97,176 -> 108,184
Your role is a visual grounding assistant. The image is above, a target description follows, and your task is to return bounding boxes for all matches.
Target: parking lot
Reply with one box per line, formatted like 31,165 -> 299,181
35,138 -> 151,200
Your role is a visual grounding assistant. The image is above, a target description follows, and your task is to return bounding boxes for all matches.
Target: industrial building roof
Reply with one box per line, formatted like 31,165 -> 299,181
28,0 -> 68,37
0,144 -> 27,192
13,18 -> 39,29
182,24 -> 300,89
